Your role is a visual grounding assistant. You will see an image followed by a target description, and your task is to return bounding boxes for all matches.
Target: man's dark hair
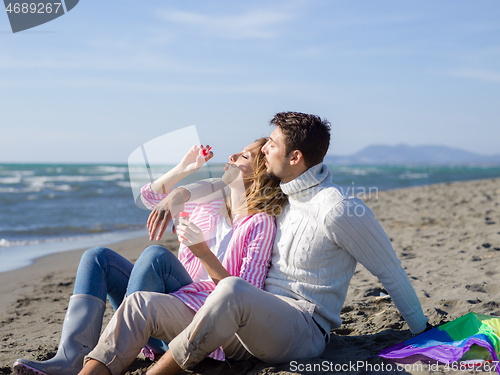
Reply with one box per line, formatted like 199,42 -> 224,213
270,111 -> 331,168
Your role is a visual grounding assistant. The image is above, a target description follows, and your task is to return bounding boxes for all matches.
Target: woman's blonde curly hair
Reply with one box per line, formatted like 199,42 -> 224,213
229,137 -> 287,218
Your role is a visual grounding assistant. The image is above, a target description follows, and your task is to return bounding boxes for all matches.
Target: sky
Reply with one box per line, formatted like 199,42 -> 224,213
1,0 -> 499,163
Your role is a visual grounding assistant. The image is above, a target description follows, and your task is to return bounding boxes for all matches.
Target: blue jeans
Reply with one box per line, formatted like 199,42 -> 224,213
74,245 -> 193,353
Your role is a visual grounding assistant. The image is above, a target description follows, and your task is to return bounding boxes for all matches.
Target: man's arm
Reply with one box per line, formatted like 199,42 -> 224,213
326,198 -> 429,335
147,178 -> 228,241
181,178 -> 228,204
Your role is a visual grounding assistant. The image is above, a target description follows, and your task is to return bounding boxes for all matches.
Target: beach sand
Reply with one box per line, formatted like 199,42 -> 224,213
1,177 -> 500,375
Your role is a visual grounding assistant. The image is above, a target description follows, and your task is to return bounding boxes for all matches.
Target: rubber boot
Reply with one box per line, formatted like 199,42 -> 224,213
13,294 -> 106,375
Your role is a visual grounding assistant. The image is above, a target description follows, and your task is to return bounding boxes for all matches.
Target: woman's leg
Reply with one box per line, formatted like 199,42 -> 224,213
14,246 -> 191,375
13,246 -> 133,375
126,245 -> 193,355
74,246 -> 134,310
75,245 -> 192,308
126,245 -> 193,295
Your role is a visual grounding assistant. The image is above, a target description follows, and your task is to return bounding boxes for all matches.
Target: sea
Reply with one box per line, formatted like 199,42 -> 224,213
1,163 -> 499,273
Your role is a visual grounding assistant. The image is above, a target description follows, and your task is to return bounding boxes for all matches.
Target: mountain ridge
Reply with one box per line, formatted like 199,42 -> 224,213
324,144 -> 500,165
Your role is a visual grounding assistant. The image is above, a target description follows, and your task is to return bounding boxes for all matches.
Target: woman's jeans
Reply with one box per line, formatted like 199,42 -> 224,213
73,245 -> 193,352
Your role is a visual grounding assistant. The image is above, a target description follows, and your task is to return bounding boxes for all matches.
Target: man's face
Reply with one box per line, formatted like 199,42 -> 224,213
261,127 -> 290,181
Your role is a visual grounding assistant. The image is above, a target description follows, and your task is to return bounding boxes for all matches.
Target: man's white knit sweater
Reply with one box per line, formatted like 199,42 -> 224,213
264,163 -> 428,335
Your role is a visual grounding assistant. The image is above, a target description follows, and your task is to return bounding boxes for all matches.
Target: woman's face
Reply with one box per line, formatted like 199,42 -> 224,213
222,141 -> 259,188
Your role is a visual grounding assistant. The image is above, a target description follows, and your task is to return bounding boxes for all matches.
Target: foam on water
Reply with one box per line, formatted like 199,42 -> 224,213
0,229 -> 148,273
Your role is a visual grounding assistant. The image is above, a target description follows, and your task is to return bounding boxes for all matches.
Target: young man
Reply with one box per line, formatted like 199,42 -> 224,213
80,112 -> 429,375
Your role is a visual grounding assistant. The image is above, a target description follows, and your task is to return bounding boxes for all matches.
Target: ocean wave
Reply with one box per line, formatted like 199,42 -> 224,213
0,170 -> 35,177
0,237 -> 47,248
129,172 -> 155,180
0,228 -> 150,273
117,181 -> 133,188
398,172 -> 430,180
78,166 -> 129,174
0,187 -> 19,193
0,230 -> 147,250
0,182 -> 75,194
46,183 -> 73,192
0,185 -> 71,194
0,186 -> 45,194
23,173 -> 126,184
97,166 -> 129,173
0,173 -> 126,188
0,238 -> 11,247
0,224 -> 148,248
0,176 -> 23,184
0,236 -> 64,248
44,167 -> 63,173
331,166 -> 383,176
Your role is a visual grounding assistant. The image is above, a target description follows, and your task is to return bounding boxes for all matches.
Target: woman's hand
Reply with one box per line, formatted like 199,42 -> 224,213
147,188 -> 190,241
176,218 -> 211,258
176,218 -> 231,284
179,145 -> 213,175
149,145 -> 213,194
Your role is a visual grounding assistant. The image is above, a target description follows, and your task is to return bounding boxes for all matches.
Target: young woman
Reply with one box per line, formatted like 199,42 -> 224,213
14,138 -> 286,375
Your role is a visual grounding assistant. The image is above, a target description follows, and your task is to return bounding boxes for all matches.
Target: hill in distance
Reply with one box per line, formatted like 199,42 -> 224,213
324,144 -> 500,165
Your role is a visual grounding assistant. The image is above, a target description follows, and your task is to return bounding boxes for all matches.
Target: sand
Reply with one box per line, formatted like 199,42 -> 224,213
1,177 -> 500,375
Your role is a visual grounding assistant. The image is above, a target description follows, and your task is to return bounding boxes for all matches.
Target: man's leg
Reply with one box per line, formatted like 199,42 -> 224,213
78,360 -> 110,375
127,245 -> 194,355
84,292 -> 195,375
169,277 -> 326,370
144,351 -> 181,375
82,354 -> 181,375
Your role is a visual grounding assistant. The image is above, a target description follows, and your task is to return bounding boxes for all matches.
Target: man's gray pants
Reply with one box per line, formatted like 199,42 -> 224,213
86,277 -> 326,374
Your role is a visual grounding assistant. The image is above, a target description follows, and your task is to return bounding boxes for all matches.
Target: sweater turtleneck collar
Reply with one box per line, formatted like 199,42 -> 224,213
280,163 -> 331,199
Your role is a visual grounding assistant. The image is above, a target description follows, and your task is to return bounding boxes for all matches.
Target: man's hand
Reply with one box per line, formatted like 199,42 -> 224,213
147,188 -> 190,241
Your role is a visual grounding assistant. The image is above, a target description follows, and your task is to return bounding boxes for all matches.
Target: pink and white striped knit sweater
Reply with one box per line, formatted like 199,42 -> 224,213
140,183 -> 276,361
